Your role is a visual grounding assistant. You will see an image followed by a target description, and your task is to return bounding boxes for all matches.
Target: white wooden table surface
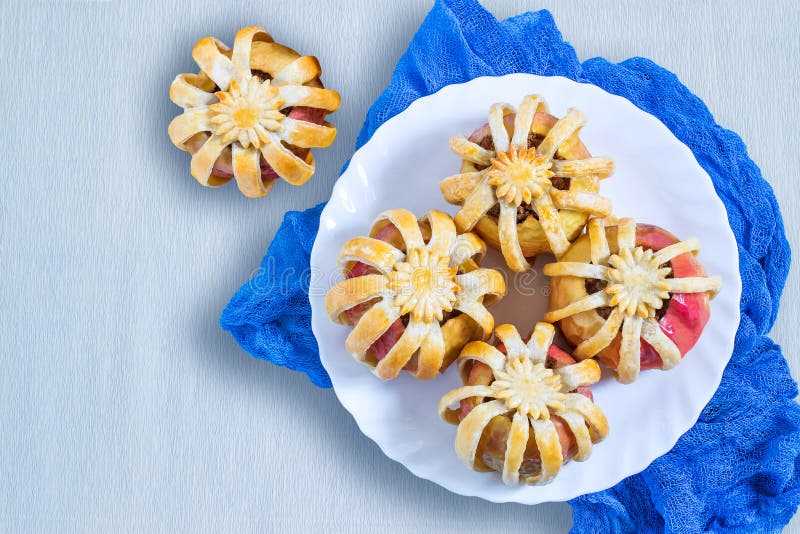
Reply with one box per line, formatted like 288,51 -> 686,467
2,1 -> 798,532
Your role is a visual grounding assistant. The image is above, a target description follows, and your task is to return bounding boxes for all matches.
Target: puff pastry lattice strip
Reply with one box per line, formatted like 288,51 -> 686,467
544,218 -> 722,383
326,209 -> 506,380
439,323 -> 608,485
441,95 -> 613,271
168,26 -> 340,197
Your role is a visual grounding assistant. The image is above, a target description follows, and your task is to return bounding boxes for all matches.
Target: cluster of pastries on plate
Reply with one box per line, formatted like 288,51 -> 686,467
168,30 -> 721,488
324,94 -> 722,487
166,40 -> 721,487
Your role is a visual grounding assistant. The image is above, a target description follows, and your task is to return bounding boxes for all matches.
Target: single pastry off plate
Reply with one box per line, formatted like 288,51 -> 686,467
325,209 -> 506,380
545,217 -> 722,383
440,94 -> 614,271
168,26 -> 341,197
439,322 -> 608,485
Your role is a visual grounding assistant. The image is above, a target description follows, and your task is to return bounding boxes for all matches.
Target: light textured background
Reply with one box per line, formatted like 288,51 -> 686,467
1,0 -> 798,532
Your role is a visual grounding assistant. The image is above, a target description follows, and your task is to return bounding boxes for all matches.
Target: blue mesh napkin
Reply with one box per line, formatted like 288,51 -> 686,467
220,0 -> 799,530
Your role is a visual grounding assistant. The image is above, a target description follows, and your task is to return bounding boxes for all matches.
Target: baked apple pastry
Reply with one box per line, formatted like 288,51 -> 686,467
168,26 -> 341,197
440,94 -> 614,271
544,218 -> 722,383
438,322 -> 608,485
326,209 -> 506,380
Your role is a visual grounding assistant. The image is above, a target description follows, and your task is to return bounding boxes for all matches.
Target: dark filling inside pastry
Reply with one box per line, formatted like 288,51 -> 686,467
252,69 -> 273,82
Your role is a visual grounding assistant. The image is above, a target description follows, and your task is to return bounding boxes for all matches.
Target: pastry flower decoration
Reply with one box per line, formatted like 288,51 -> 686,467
390,248 -> 459,323
208,76 -> 286,149
326,209 -> 506,380
168,26 -> 340,197
544,218 -> 722,383
439,323 -> 608,485
441,94 -> 614,271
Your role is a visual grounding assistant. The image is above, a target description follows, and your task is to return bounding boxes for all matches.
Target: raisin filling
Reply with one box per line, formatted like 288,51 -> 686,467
486,203 -> 537,224
252,69 -> 272,82
583,260 -> 674,321
584,279 -> 613,319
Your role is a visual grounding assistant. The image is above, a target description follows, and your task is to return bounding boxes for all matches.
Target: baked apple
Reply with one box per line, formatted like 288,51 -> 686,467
439,322 -> 608,485
440,94 -> 614,271
325,209 -> 506,380
545,218 -> 722,383
168,26 -> 340,197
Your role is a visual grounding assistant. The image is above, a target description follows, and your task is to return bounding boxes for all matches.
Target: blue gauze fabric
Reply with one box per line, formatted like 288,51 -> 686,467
220,0 -> 798,531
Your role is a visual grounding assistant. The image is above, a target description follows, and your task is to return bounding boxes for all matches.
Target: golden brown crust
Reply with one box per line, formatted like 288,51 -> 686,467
441,96 -> 614,270
168,26 -> 341,198
439,323 -> 608,485
546,219 -> 721,383
325,209 -> 506,380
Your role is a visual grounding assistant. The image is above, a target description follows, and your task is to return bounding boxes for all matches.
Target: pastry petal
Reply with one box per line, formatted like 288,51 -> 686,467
192,36 -> 235,90
449,135 -> 494,167
573,307 -> 624,359
345,299 -> 401,360
641,318 -> 682,370
278,85 -> 340,110
551,157 -> 614,179
488,103 -> 514,153
618,314 -> 643,383
502,411 -> 531,485
372,209 -> 425,251
550,191 -> 612,217
374,319 -> 429,380
498,201 -> 530,272
325,274 -> 388,323
494,324 -> 528,360
533,193 -> 570,257
415,321 -> 445,380
453,177 -> 496,232
231,26 -> 274,79
169,74 -> 217,109
510,94 -> 541,147
527,419 -> 563,485
337,237 -> 405,275
526,322 -> 556,364
260,134 -> 315,185
422,210 -> 457,258
555,359 -> 602,391
278,118 -> 337,148
536,107 -> 585,160
454,400 -> 510,469
273,55 -> 322,86
190,134 -> 228,186
232,144 -> 273,198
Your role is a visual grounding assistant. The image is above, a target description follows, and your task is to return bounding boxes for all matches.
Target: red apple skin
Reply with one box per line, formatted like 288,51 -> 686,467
546,344 -> 577,369
596,224 -> 712,372
183,106 -> 328,183
467,113 -> 517,148
458,340 -> 594,473
342,224 -> 407,361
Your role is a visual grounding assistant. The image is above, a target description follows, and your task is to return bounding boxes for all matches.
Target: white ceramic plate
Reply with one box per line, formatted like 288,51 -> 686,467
309,74 -> 741,504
